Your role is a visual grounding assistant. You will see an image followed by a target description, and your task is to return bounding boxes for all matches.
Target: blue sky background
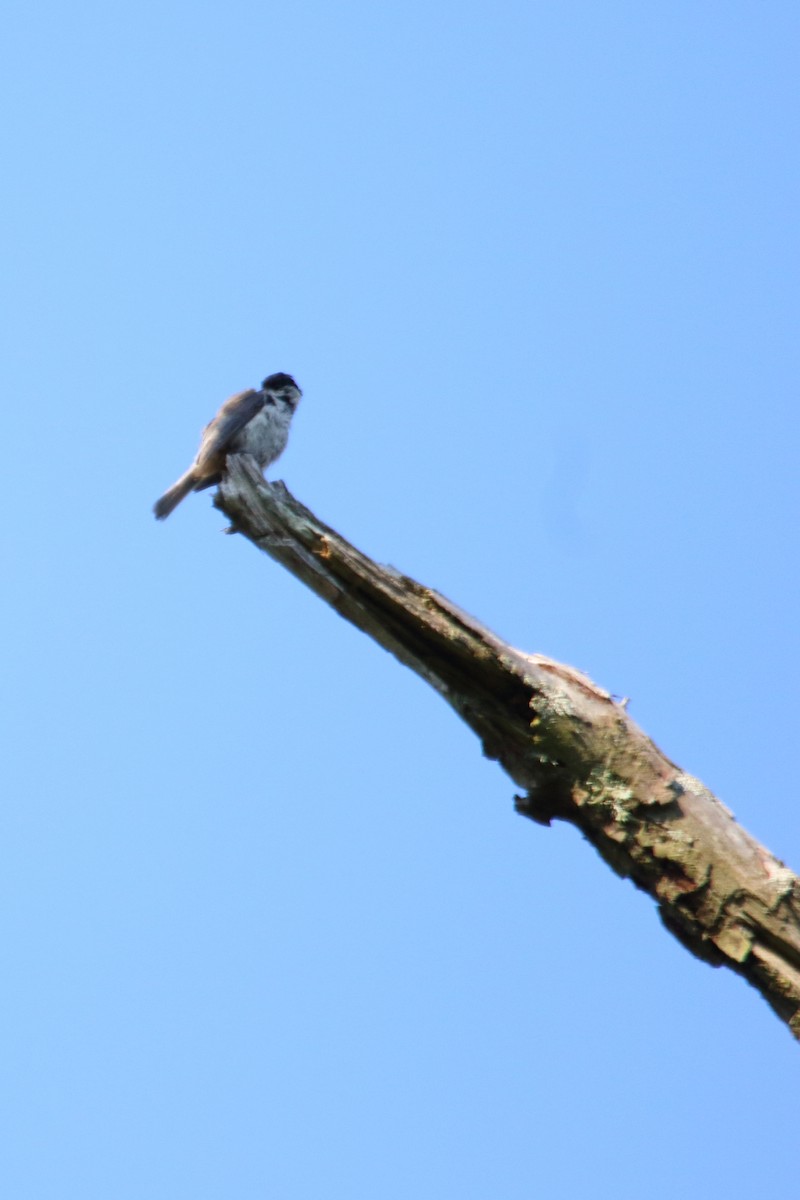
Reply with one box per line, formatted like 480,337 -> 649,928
3,2 -> 799,1196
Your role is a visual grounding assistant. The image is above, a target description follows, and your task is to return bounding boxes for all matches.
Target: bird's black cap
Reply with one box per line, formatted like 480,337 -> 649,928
262,372 -> 300,392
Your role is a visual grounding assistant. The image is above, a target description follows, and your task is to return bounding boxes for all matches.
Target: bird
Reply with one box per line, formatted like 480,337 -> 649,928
153,373 -> 302,519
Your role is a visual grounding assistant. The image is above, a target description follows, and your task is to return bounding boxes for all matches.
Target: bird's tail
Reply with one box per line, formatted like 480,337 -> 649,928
153,468 -> 198,520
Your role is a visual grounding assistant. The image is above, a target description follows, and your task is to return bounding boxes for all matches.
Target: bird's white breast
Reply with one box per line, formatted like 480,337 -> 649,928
231,401 -> 292,468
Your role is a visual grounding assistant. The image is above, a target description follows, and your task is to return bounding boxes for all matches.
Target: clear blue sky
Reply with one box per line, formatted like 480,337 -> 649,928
3,2 -> 798,1196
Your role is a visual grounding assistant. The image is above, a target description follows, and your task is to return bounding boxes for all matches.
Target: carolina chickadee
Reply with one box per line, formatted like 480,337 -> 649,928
153,372 -> 302,519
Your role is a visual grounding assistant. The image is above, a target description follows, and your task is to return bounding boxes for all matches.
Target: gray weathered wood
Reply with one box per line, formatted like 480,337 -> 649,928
216,454 -> 800,1041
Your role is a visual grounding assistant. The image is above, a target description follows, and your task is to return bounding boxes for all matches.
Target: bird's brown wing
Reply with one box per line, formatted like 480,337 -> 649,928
195,388 -> 265,475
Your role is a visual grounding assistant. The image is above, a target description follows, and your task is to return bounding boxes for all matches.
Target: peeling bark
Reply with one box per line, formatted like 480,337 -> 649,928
215,455 -> 800,1041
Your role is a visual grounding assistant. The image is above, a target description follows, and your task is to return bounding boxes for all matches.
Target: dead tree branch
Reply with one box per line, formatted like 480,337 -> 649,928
215,455 -> 800,1041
